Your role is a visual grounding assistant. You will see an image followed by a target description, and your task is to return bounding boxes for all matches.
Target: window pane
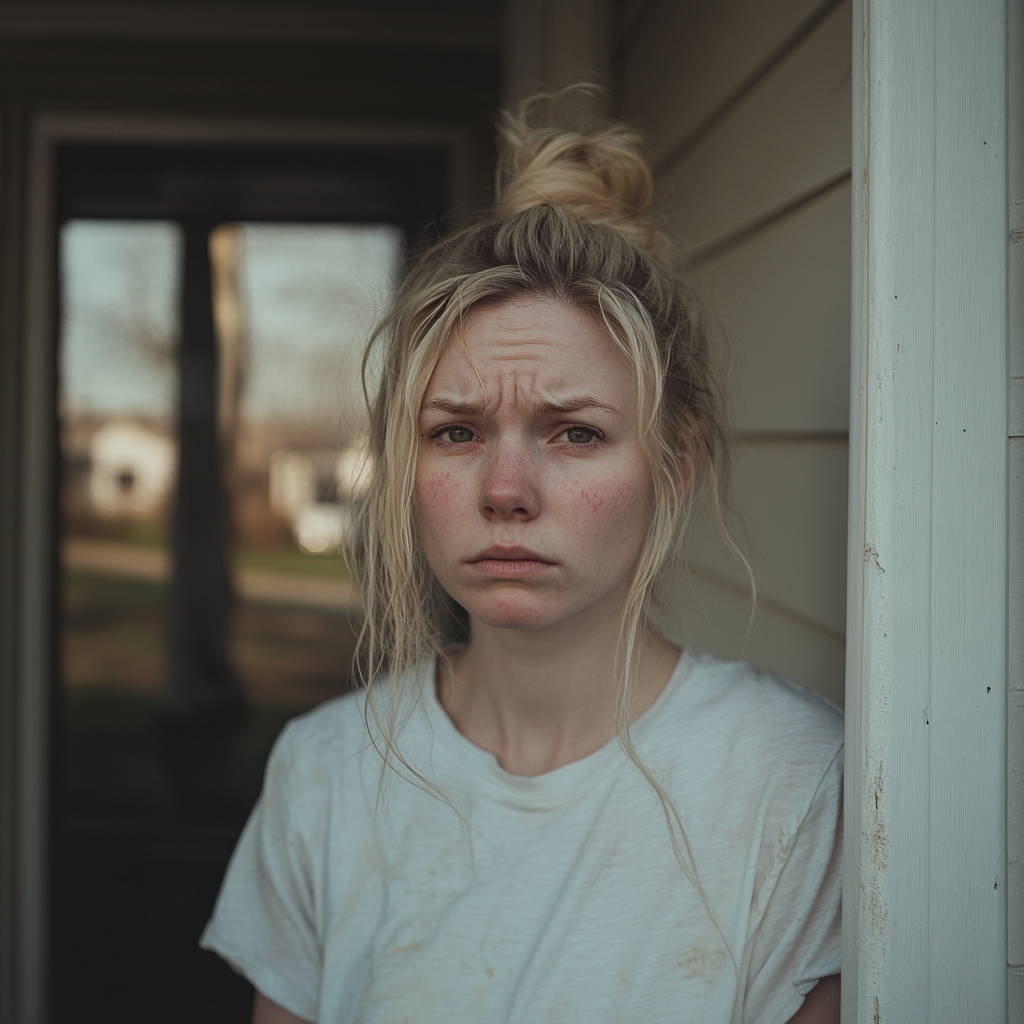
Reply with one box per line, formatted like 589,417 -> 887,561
229,223 -> 401,705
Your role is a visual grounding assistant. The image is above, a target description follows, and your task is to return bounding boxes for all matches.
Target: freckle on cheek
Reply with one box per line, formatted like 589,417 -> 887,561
423,472 -> 459,505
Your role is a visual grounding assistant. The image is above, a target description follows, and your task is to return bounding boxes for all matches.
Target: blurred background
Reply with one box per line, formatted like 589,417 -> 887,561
0,1 -> 852,1021
57,212 -> 399,1020
51,135 -> 453,1019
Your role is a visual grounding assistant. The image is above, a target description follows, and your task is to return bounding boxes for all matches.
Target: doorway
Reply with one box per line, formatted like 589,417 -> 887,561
51,139 -> 447,1023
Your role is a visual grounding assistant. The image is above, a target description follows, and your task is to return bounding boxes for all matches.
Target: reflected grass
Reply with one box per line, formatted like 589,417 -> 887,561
234,545 -> 351,580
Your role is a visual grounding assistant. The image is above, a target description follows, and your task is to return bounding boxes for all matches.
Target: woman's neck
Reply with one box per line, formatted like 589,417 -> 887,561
437,615 -> 680,777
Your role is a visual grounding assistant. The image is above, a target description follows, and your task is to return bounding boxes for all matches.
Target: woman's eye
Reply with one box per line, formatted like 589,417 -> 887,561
563,427 -> 599,445
440,426 -> 475,443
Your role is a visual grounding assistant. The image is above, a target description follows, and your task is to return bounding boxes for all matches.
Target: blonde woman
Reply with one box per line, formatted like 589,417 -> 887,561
202,99 -> 843,1024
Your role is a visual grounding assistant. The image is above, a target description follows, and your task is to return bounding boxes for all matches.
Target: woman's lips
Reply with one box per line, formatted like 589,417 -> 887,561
467,547 -> 555,579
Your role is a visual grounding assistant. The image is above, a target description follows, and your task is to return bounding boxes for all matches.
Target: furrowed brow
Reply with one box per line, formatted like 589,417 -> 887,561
534,396 -> 620,416
421,397 -> 484,416
421,395 -> 620,417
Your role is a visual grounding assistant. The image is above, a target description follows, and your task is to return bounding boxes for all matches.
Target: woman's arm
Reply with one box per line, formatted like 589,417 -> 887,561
252,991 -> 313,1024
785,974 -> 840,1024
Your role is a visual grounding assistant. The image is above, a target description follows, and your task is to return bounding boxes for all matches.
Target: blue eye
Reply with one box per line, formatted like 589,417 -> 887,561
441,426 -> 475,443
564,427 -> 598,444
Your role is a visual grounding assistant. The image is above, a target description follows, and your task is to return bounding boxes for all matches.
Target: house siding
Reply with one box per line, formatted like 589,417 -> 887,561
619,0 -> 853,704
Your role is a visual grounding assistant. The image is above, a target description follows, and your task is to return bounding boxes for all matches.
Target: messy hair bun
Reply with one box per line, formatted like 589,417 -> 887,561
494,93 -> 665,257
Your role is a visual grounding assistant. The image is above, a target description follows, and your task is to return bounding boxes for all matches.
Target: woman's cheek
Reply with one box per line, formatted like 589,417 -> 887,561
416,468 -> 466,531
570,473 -> 651,535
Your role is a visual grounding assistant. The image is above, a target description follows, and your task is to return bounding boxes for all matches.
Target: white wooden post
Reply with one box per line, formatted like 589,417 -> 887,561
845,2 -> 1009,1021
1007,0 -> 1024,1015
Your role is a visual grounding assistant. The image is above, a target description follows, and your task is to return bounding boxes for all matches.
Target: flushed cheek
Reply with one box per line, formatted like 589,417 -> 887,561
417,468 -> 459,505
566,475 -> 651,535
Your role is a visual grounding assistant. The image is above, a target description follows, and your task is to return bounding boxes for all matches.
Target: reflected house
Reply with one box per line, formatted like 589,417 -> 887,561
268,440 -> 369,553
87,418 -> 175,518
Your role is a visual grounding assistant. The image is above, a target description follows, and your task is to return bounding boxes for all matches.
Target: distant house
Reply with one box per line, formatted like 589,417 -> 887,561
268,441 -> 370,553
88,419 -> 175,518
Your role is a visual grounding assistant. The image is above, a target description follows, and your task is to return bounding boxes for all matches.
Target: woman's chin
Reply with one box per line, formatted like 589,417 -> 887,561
463,596 -> 567,633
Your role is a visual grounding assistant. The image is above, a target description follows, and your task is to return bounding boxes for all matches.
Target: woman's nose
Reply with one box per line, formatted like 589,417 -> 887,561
480,441 -> 539,520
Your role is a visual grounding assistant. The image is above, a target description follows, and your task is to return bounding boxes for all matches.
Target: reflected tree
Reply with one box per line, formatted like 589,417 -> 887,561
161,220 -> 248,807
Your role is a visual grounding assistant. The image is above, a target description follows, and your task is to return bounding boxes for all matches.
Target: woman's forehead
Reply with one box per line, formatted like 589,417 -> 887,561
459,294 -> 602,346
424,295 -> 632,400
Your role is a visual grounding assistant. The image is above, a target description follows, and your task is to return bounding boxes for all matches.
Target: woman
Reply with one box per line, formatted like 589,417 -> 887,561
201,97 -> 843,1024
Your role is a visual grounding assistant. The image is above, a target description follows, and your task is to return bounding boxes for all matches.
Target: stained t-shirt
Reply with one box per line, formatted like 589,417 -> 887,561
201,649 -> 843,1024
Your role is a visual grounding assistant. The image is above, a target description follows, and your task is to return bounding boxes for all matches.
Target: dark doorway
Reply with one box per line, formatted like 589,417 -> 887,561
52,143 -> 447,1023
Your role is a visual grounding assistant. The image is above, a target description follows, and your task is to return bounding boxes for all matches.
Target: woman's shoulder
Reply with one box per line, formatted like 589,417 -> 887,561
276,687 -> 370,756
269,670 -> 425,778
654,650 -> 844,837
652,649 -> 844,794
678,648 -> 843,741
269,679 -> 417,795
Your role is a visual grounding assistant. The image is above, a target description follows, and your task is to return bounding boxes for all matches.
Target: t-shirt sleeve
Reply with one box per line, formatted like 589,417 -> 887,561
741,744 -> 843,1024
200,723 -> 322,1022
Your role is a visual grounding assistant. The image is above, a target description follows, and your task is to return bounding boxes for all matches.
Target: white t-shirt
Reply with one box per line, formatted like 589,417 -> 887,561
201,649 -> 843,1024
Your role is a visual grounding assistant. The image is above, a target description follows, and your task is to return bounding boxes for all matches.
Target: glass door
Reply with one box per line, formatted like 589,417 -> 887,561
55,215 -> 401,1023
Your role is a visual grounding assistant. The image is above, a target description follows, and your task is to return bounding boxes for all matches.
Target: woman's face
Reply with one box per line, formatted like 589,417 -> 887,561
415,295 -> 655,634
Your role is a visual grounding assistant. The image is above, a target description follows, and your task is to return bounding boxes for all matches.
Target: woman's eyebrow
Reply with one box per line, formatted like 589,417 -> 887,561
421,397 -> 482,415
534,396 -> 620,415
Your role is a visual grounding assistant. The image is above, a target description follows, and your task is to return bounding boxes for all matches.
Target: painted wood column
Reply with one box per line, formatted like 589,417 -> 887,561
1007,0 -> 1024,1015
845,1 -> 1009,1021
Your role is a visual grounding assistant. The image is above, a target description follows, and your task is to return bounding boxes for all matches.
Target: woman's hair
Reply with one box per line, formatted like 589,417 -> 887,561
347,90 -> 738,880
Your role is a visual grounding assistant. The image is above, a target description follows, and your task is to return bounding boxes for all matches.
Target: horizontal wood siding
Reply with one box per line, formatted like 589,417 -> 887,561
657,0 -> 851,251
684,439 -> 849,634
619,0 -> 828,168
618,0 -> 852,701
701,181 -> 851,433
653,570 -> 846,708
